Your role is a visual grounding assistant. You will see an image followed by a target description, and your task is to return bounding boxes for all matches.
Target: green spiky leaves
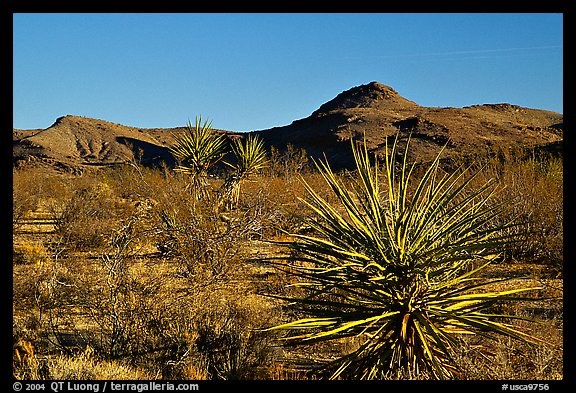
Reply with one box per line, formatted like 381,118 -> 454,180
227,133 -> 268,179
169,116 -> 227,181
267,135 -> 543,380
221,134 -> 268,207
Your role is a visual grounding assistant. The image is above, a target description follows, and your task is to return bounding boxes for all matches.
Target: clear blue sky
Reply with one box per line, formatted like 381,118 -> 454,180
13,13 -> 563,132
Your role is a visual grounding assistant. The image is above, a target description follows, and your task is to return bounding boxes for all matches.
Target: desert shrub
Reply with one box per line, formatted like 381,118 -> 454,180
268,143 -> 310,179
238,170 -> 341,240
74,214 -> 165,360
157,208 -> 250,281
189,292 -> 279,380
13,169 -> 39,230
13,241 -> 49,266
476,154 -> 563,268
265,136 -> 546,379
238,175 -> 304,239
13,167 -> 70,230
102,160 -> 160,200
70,209 -> 280,379
13,239 -> 94,369
30,248 -> 78,314
52,181 -> 134,250
152,184 -> 265,281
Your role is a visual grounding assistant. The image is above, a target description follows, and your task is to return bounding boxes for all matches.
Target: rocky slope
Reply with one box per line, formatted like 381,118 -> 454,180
252,81 -> 562,167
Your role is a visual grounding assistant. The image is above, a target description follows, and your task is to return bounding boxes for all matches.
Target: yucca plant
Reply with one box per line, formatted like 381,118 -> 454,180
169,116 -> 227,198
266,135 -> 545,379
221,134 -> 268,208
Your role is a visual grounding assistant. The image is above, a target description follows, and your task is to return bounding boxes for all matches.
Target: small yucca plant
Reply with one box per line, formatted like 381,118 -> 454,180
169,116 -> 227,197
221,134 -> 268,208
266,135 -> 544,379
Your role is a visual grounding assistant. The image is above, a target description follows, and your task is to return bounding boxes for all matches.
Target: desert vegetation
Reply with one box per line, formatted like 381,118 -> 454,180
13,124 -> 563,380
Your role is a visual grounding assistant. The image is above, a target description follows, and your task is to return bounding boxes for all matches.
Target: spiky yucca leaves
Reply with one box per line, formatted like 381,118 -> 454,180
221,134 -> 268,208
169,116 -> 227,198
228,134 -> 268,177
267,136 -> 544,380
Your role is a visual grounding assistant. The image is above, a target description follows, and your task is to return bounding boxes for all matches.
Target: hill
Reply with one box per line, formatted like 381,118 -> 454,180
13,82 -> 563,172
252,81 -> 563,167
12,116 -> 233,173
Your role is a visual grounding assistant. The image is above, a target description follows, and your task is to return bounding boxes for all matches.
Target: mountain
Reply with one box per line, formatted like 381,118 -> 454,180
13,82 -> 563,173
251,81 -> 563,167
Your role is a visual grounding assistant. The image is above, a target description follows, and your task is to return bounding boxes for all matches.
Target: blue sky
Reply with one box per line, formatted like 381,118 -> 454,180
13,13 -> 563,132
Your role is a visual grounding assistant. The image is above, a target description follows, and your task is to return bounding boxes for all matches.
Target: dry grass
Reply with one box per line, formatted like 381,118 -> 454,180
46,347 -> 153,380
12,149 -> 563,380
453,267 -> 563,380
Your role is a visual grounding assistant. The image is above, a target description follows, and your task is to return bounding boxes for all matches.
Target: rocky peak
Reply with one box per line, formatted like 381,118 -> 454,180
312,81 -> 418,116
